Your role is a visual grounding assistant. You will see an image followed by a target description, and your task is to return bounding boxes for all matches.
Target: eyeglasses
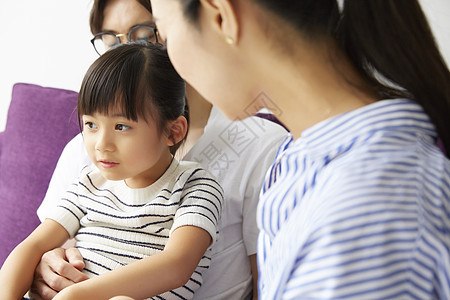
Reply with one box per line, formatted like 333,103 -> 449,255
91,24 -> 158,56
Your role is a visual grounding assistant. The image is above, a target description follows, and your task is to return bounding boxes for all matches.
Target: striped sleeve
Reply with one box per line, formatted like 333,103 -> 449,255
46,169 -> 89,237
159,167 -> 223,300
170,167 -> 223,244
278,156 -> 450,299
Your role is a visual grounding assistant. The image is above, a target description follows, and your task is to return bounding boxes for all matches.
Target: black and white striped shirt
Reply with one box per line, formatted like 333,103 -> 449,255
48,159 -> 223,299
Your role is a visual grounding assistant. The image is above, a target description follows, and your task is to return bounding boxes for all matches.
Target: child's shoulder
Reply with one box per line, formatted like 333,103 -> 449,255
79,164 -> 105,185
176,160 -> 222,188
177,159 -> 204,170
176,160 -> 213,179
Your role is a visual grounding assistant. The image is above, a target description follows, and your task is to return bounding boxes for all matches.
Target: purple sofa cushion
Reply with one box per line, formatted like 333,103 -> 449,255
0,132 -> 4,169
0,83 -> 79,266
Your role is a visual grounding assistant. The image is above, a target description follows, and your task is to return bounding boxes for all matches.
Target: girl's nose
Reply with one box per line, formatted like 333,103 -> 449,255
96,131 -> 115,152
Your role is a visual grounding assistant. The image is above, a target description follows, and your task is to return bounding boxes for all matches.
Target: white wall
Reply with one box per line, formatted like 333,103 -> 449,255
0,0 -> 449,132
0,0 -> 97,131
421,0 -> 450,65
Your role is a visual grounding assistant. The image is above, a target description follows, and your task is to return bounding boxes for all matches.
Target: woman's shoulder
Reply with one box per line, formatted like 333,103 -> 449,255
57,132 -> 91,167
63,132 -> 84,151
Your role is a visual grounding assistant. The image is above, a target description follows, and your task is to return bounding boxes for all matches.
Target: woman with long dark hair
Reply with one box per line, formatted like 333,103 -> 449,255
151,0 -> 450,298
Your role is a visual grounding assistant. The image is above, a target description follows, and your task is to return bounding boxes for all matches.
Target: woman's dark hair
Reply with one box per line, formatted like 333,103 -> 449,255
335,0 -> 450,157
78,42 -> 188,155
181,0 -> 450,157
89,0 -> 152,35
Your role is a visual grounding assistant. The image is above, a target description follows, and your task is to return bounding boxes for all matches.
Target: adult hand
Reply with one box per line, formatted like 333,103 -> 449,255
29,248 -> 88,300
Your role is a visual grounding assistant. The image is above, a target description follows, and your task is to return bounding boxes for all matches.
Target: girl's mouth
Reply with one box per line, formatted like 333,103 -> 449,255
99,160 -> 119,168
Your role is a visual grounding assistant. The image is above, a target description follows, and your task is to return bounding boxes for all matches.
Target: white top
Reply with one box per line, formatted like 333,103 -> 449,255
48,159 -> 223,299
258,99 -> 450,299
39,107 -> 288,299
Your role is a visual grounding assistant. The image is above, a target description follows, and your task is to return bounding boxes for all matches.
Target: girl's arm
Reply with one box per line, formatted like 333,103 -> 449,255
54,225 -> 211,300
0,219 -> 70,299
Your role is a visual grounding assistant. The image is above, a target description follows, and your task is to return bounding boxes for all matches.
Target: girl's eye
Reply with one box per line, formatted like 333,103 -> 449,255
115,124 -> 130,131
85,121 -> 97,130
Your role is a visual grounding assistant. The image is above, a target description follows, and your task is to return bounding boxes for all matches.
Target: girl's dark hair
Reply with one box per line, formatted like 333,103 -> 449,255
181,0 -> 450,157
89,0 -> 152,34
78,42 -> 188,155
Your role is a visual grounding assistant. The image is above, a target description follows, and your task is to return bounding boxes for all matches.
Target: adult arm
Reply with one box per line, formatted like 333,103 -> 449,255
0,220 -> 69,299
53,226 -> 211,300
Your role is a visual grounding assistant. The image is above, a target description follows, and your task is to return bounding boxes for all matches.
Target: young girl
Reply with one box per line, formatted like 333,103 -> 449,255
151,0 -> 450,299
0,42 -> 223,300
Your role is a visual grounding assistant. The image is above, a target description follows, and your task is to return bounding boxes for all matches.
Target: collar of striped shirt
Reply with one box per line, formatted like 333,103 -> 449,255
283,98 -> 437,159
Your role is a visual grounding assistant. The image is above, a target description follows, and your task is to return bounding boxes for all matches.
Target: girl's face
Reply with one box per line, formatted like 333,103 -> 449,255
151,0 -> 259,120
82,110 -> 172,189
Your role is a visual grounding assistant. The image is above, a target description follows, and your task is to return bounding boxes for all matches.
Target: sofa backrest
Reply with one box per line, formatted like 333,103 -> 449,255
0,83 -> 79,266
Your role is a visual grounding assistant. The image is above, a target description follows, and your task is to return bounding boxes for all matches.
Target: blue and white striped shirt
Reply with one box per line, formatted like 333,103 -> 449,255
257,99 -> 450,299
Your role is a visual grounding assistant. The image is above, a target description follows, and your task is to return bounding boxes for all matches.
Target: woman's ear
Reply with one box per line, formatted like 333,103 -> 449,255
166,116 -> 188,146
200,0 -> 239,44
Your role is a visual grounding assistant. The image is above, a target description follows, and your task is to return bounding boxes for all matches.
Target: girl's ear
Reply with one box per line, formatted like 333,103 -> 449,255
200,0 -> 239,44
166,116 -> 188,146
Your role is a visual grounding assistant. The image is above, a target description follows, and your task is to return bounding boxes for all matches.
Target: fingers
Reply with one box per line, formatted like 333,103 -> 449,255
30,248 -> 89,300
65,247 -> 85,271
44,248 -> 88,284
30,249 -> 66,300
29,279 -> 58,300
37,248 -> 75,288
